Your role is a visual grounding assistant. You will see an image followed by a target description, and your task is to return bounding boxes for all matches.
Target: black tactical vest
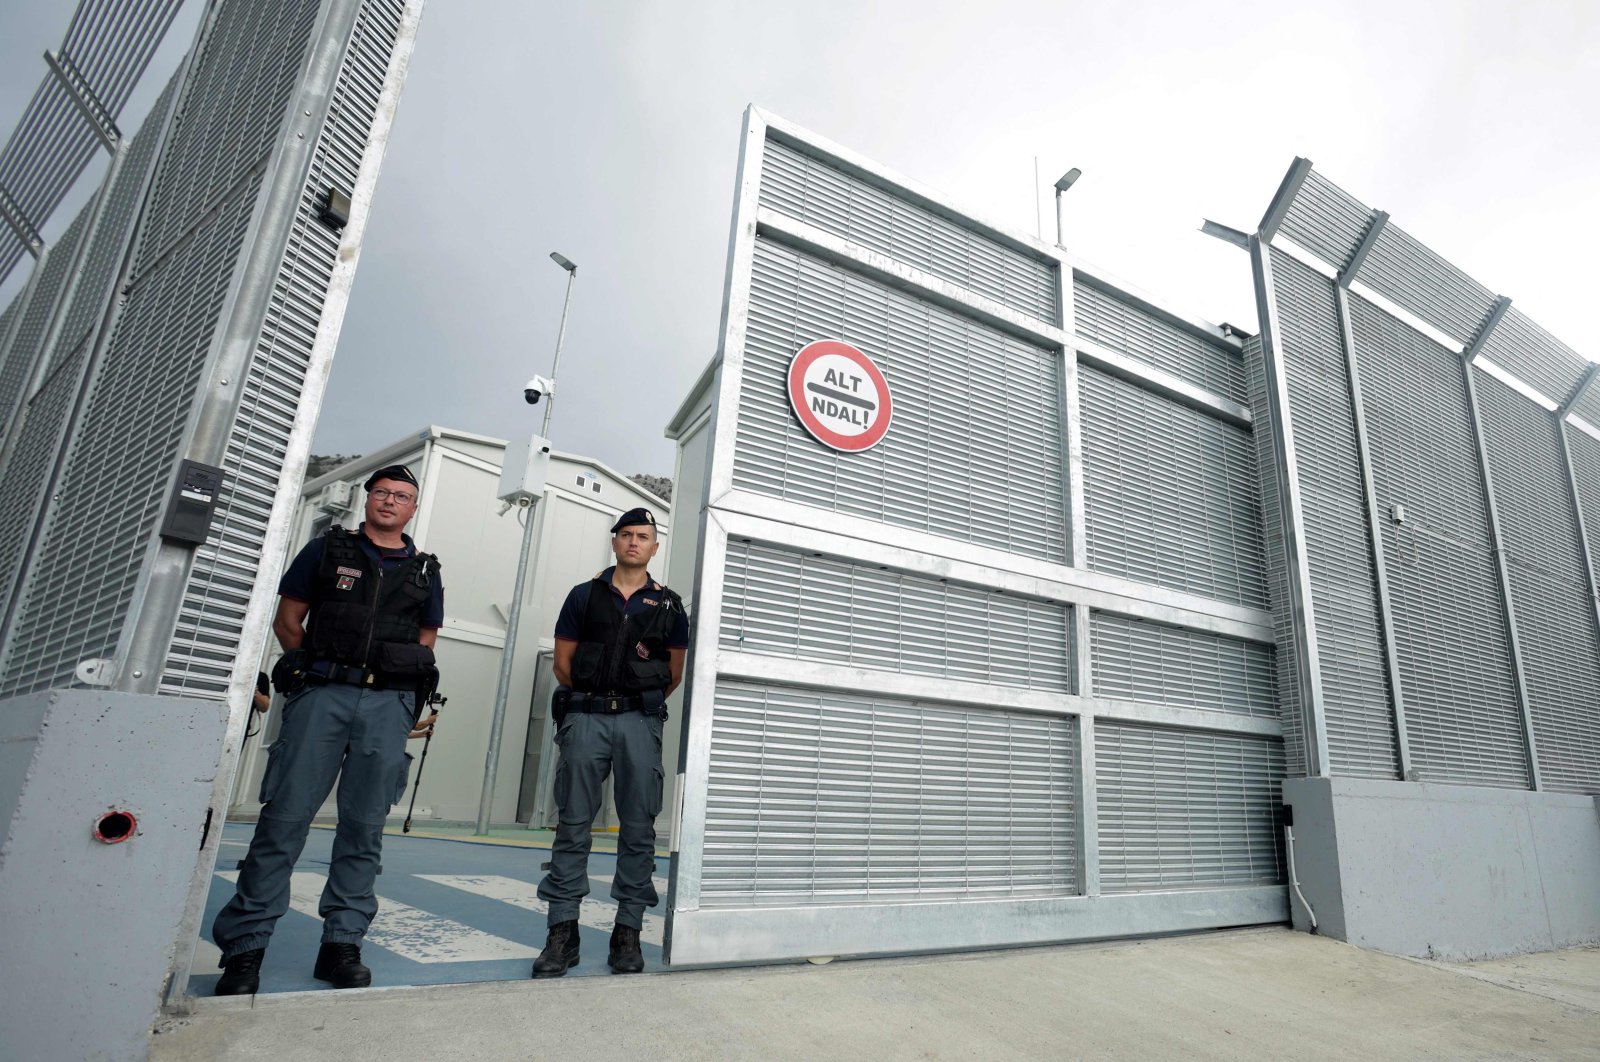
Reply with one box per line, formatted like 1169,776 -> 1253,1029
305,526 -> 440,669
568,576 -> 681,695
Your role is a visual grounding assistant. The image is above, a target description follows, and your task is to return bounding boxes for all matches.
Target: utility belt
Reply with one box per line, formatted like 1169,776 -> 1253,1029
308,662 -> 418,691
271,646 -> 437,706
553,688 -> 666,722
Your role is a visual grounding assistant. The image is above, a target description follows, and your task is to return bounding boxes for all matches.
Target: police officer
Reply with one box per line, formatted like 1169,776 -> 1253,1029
532,507 -> 688,977
212,464 -> 444,995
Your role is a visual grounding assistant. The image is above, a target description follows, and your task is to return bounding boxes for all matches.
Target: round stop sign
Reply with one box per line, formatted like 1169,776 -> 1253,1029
786,340 -> 893,452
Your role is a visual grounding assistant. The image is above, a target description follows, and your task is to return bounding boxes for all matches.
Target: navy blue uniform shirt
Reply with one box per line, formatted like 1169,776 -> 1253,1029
554,566 -> 688,648
279,523 -> 444,629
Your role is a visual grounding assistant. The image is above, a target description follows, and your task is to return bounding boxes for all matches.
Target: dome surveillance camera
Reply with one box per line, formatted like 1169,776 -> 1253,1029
523,375 -> 554,405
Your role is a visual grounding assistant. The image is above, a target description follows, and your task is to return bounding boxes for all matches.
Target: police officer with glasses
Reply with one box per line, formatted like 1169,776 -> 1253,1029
532,507 -> 688,977
212,464 -> 443,995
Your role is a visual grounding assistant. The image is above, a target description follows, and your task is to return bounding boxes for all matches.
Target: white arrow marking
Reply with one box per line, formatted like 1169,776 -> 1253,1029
418,874 -> 666,947
217,870 -> 538,963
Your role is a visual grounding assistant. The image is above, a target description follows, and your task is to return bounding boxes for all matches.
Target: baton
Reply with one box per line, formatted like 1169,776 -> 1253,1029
402,692 -> 446,834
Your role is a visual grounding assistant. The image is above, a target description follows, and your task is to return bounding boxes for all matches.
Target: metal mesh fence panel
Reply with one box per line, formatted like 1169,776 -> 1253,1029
701,681 -> 1077,907
1243,335 -> 1308,777
0,211 -> 90,430
1277,170 -> 1369,272
1476,372 -> 1600,794
48,76 -> 179,381
1269,250 -> 1396,778
0,0 -> 409,698
0,0 -> 319,693
1090,612 -> 1277,719
0,349 -> 87,603
1080,364 -> 1267,609
758,137 -> 1057,323
1349,294 -> 1528,788
1360,223 -> 1497,348
163,0 -> 407,697
1095,720 -> 1284,892
0,302 -> 18,366
1479,306 -> 1588,406
0,177 -> 263,694
1566,425 -> 1600,615
0,0 -> 184,285
136,3 -> 320,265
720,539 -> 1072,692
1073,277 -> 1247,402
0,100 -> 170,624
734,238 -> 1066,560
1572,385 -> 1600,433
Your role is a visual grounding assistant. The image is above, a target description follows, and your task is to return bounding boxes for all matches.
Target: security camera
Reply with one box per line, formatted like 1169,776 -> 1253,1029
523,375 -> 555,405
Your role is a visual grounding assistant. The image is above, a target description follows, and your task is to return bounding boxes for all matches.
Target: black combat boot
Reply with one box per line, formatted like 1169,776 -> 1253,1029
313,941 -> 372,988
531,920 -> 581,978
608,923 -> 644,974
214,948 -> 264,995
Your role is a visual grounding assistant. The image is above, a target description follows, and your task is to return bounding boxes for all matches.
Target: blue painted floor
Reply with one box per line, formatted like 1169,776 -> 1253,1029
191,822 -> 671,995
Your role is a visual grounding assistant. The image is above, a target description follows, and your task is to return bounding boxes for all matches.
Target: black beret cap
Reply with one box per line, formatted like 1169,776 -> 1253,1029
610,507 -> 658,533
364,463 -> 419,491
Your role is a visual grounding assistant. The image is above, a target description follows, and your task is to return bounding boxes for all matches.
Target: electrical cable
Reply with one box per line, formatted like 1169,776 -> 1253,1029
1285,824 -> 1319,932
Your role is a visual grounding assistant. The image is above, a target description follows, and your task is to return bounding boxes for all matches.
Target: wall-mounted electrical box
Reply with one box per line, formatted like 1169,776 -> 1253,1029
497,434 -> 551,504
158,460 -> 223,545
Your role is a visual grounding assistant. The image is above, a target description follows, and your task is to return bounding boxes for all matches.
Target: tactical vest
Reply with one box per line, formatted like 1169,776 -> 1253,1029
568,576 -> 681,695
305,526 -> 440,670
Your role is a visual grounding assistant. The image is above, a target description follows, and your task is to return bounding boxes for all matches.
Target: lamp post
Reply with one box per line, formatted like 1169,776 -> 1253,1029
1054,168 -> 1081,248
475,251 -> 577,836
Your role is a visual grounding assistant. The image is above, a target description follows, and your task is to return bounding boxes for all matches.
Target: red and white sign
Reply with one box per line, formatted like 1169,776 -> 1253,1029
786,340 -> 893,452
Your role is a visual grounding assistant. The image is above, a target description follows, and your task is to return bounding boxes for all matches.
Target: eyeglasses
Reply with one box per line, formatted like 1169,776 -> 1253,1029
369,488 -> 415,505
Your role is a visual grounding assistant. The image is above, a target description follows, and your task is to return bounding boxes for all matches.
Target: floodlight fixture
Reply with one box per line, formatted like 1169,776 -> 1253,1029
1053,168 -> 1082,248
549,251 -> 577,274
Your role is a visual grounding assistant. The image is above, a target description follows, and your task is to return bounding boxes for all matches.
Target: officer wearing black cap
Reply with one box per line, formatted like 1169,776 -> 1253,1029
532,506 -> 688,977
211,463 -> 444,995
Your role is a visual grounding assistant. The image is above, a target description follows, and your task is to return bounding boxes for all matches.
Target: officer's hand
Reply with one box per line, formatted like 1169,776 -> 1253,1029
409,711 -> 439,739
251,691 -> 271,714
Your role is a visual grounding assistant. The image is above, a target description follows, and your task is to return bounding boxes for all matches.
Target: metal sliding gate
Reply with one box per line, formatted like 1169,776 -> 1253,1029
665,109 -> 1288,966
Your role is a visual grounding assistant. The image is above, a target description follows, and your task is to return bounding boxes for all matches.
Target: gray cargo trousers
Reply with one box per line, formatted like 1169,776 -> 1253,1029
537,707 -> 665,929
211,682 -> 414,961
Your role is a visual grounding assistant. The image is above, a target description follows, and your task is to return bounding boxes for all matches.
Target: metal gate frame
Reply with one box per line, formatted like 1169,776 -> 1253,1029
665,108 -> 1287,966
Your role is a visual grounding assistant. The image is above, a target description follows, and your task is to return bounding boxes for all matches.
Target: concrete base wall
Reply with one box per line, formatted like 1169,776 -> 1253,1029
1283,776 -> 1600,960
0,689 -> 227,1062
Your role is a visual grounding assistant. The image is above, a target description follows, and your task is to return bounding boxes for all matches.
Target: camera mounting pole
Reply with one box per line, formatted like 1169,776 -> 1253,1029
475,250 -> 577,835
540,252 -> 577,437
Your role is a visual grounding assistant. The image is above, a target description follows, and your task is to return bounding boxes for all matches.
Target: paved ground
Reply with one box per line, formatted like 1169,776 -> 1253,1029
188,822 -> 669,993
155,928 -> 1600,1060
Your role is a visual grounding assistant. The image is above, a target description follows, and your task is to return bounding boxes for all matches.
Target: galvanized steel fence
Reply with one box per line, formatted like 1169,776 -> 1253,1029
1250,159 -> 1600,796
0,0 -> 422,705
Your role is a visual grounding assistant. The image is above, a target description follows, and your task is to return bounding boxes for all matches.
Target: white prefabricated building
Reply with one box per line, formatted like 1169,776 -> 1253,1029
226,425 -> 673,831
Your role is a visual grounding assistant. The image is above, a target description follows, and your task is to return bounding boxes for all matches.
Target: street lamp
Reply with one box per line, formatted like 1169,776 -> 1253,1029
475,252 -> 578,835
1053,168 -> 1081,248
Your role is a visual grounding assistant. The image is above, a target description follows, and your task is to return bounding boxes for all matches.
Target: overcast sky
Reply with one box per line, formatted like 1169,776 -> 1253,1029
3,0 -> 1596,478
